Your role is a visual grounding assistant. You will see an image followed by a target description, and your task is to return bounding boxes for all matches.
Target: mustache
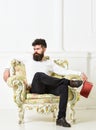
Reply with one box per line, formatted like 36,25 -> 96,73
34,52 -> 39,55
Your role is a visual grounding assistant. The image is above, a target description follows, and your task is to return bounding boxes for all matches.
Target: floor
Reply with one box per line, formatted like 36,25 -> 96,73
0,108 -> 96,130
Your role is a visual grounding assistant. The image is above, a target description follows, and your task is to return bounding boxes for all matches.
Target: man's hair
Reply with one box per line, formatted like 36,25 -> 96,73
32,38 -> 47,48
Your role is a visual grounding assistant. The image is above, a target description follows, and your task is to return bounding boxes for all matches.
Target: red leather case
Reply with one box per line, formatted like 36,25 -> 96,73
80,81 -> 93,98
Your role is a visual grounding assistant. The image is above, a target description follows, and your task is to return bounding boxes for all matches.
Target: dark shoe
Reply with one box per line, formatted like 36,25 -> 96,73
70,80 -> 83,88
56,117 -> 71,127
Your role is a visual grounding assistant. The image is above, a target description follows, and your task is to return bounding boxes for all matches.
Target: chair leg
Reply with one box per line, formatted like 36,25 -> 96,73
69,104 -> 76,123
52,105 -> 58,120
52,111 -> 56,119
18,106 -> 24,124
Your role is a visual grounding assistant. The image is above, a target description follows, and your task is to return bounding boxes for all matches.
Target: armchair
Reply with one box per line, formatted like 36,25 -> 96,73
6,57 -> 81,124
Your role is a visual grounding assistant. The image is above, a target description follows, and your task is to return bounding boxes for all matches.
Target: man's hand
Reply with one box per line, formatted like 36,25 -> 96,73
3,68 -> 10,82
81,72 -> 88,82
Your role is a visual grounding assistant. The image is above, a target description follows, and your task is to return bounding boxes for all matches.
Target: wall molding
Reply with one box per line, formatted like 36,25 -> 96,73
91,0 -> 96,33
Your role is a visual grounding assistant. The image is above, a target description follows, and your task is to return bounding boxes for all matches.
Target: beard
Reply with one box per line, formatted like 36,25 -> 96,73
33,53 -> 44,61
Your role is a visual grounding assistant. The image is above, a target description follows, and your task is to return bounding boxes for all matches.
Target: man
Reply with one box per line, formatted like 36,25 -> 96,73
3,38 -> 87,127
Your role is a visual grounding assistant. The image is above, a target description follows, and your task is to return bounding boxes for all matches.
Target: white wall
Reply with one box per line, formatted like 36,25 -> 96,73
0,0 -> 96,109
0,0 -> 63,52
63,0 -> 96,52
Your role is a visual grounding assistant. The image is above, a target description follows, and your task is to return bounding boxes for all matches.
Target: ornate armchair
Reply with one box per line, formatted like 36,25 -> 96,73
6,57 -> 81,124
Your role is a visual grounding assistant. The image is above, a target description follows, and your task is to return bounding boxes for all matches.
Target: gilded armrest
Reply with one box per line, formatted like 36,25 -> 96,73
7,76 -> 26,107
7,58 -> 27,107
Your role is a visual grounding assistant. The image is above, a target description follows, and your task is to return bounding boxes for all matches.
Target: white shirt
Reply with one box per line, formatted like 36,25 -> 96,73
25,58 -> 81,85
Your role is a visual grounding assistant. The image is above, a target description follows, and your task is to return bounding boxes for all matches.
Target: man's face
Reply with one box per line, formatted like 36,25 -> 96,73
33,45 -> 46,61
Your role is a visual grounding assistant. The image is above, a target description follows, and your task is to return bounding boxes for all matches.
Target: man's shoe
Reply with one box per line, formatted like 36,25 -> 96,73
56,117 -> 71,127
70,80 -> 83,88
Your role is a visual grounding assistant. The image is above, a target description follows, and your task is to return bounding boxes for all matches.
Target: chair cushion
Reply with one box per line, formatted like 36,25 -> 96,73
25,94 -> 60,104
26,93 -> 59,99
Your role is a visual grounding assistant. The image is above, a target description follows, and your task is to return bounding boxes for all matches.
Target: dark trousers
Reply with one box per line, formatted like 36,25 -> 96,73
30,72 -> 69,119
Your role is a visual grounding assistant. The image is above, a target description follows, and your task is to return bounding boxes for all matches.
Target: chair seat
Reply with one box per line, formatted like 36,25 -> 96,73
26,93 -> 59,99
25,93 -> 59,104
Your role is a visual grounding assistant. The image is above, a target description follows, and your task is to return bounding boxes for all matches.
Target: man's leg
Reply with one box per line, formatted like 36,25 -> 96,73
30,72 -> 69,93
31,72 -> 83,93
30,72 -> 70,127
48,82 -> 71,127
30,72 -> 82,127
